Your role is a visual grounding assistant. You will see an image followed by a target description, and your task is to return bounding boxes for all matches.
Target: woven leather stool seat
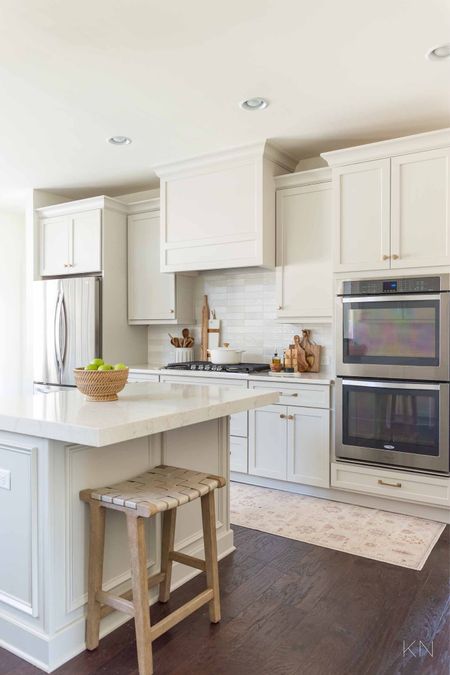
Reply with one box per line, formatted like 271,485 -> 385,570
88,465 -> 226,516
80,464 -> 226,675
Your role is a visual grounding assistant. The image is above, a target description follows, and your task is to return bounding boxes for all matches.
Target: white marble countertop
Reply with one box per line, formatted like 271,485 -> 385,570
0,382 -> 279,447
129,363 -> 333,385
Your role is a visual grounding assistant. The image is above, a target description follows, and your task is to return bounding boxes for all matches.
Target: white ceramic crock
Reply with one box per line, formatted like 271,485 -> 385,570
209,345 -> 244,364
174,347 -> 194,363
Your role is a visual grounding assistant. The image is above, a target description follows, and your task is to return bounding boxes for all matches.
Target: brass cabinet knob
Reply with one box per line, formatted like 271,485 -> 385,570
170,309 -> 174,313
278,305 -> 283,310
392,254 -> 400,260
280,413 -> 286,419
382,255 -> 390,261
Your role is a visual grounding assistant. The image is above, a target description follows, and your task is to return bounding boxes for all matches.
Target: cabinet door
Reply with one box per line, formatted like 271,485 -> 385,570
128,211 -> 176,322
334,159 -> 390,272
70,209 -> 102,274
391,148 -> 450,269
276,182 -> 332,320
249,405 -> 287,480
40,216 -> 70,276
287,407 -> 330,487
230,436 -> 248,473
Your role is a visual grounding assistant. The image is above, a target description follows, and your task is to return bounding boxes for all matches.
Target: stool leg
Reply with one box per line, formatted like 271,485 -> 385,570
201,491 -> 221,623
86,501 -> 106,650
159,508 -> 176,602
127,514 -> 153,675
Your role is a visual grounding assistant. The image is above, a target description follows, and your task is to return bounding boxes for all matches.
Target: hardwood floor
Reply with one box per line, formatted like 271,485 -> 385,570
1,524 -> 448,675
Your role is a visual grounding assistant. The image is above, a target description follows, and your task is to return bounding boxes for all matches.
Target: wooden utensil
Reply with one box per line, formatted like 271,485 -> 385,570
201,295 -> 209,360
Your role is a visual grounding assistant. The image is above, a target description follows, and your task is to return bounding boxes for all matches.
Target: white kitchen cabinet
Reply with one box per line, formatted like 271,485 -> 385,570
248,387 -> 330,487
127,209 -> 194,325
322,129 -> 450,273
155,142 -> 296,273
249,404 -> 288,480
287,406 -> 330,487
230,436 -> 248,474
275,169 -> 333,322
333,159 -> 391,272
390,148 -> 450,269
40,209 -> 101,276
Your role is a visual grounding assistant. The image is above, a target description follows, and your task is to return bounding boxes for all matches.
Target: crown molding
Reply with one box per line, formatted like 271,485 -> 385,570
127,197 -> 160,214
275,166 -> 331,189
321,128 -> 450,167
154,140 -> 297,179
36,195 -> 129,217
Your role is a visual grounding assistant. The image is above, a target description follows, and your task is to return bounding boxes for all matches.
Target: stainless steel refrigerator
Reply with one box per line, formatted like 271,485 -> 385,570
33,276 -> 101,392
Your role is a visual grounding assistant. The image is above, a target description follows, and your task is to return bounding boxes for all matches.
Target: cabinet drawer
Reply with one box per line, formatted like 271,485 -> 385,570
160,375 -> 246,388
128,373 -> 160,383
249,381 -> 329,409
331,462 -> 450,508
230,411 -> 248,438
230,436 -> 248,473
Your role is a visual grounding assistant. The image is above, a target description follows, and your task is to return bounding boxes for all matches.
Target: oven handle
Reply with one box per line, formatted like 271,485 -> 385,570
342,294 -> 441,303
341,380 -> 441,391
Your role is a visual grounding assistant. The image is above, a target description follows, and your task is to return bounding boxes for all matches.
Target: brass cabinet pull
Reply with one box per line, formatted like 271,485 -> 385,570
378,479 -> 402,488
279,392 -> 298,397
392,254 -> 400,260
382,254 -> 390,260
287,415 -> 294,420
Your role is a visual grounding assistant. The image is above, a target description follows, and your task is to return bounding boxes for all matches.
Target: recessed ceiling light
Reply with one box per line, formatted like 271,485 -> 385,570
108,135 -> 132,145
239,97 -> 269,111
426,43 -> 450,60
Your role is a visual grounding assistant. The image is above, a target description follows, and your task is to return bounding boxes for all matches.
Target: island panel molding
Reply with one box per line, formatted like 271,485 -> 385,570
0,442 -> 38,617
64,439 -> 159,614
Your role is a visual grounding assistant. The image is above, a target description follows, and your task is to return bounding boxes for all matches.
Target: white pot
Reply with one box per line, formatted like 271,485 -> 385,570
209,346 -> 244,364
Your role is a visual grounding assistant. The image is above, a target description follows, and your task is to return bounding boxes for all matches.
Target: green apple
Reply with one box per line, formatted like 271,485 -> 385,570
90,358 -> 104,368
98,363 -> 113,371
85,363 -> 98,370
113,363 -> 128,370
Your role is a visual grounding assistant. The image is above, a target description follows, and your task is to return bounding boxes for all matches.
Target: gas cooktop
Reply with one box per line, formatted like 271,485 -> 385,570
165,361 -> 270,374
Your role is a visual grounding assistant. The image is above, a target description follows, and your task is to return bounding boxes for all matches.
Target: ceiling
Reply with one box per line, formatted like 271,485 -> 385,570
0,0 -> 449,208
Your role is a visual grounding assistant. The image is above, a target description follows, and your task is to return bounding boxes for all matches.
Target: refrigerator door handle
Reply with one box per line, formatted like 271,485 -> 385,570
60,292 -> 68,367
54,290 -> 63,373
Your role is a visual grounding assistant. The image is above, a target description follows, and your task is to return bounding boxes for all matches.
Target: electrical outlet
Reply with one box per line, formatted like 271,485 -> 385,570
0,468 -> 11,490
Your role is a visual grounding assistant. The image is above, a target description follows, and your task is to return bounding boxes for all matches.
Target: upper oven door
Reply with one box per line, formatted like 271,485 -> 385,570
336,293 -> 450,380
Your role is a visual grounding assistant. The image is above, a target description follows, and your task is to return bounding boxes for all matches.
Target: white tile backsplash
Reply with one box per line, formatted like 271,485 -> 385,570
148,268 -> 333,367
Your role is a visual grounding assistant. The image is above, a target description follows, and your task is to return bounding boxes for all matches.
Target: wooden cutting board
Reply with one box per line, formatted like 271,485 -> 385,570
201,295 -> 209,360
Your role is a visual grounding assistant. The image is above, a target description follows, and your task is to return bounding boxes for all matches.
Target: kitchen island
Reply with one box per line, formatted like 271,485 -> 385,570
0,382 -> 278,672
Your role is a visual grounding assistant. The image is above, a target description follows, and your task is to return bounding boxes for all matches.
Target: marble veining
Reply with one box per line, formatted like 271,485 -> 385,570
0,382 -> 279,447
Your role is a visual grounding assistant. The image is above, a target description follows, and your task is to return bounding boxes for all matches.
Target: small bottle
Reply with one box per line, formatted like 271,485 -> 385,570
271,349 -> 282,372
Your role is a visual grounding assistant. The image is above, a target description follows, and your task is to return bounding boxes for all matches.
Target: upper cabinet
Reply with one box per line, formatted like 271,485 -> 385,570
323,129 -> 450,273
40,209 -> 102,276
332,160 -> 390,272
275,168 -> 333,322
127,200 -> 194,325
391,148 -> 450,269
155,142 -> 297,273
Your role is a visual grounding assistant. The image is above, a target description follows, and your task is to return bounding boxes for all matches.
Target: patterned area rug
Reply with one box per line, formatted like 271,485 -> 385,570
230,482 -> 446,570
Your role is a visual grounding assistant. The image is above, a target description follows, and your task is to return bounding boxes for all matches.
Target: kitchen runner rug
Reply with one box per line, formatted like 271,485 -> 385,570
230,482 -> 446,570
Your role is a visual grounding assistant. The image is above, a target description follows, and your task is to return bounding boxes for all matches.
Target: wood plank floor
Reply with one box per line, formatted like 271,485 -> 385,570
1,524 -> 448,675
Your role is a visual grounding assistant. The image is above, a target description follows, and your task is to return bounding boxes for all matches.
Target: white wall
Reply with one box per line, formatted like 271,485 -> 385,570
0,211 -> 25,395
148,267 -> 333,367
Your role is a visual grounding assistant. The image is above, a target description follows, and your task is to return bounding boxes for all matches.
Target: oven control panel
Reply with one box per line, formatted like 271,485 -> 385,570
340,276 -> 441,296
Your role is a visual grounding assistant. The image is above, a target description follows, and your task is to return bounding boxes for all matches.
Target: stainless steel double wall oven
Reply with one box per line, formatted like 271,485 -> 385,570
336,275 -> 450,475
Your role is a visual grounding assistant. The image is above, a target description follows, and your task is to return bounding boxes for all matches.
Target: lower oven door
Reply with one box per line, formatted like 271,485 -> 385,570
336,379 -> 450,474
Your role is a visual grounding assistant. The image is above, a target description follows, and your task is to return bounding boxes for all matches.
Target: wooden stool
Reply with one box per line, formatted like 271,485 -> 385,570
80,464 -> 226,675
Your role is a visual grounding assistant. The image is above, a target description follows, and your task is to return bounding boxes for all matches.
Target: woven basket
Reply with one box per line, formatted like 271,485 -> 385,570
73,368 -> 129,401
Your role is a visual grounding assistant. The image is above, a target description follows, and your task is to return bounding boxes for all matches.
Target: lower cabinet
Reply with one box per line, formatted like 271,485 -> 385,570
249,403 -> 330,487
230,436 -> 248,474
